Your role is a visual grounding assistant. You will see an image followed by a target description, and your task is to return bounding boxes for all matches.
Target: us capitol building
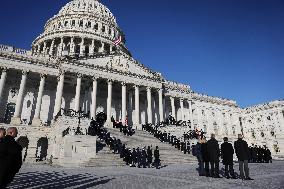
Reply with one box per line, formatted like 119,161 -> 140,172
0,0 -> 283,164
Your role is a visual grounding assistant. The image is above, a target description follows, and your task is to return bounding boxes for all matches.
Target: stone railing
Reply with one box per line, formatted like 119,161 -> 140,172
0,44 -> 29,55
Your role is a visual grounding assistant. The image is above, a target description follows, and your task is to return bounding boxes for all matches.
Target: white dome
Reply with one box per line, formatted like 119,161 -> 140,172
32,0 -> 129,58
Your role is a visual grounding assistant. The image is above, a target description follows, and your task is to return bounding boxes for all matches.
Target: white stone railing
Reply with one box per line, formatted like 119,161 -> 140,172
0,44 -> 29,55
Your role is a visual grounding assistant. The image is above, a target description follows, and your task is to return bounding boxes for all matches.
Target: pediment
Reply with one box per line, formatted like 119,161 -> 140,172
79,54 -> 160,79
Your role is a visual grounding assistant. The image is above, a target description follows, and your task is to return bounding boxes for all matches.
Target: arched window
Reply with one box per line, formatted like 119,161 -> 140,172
213,122 -> 218,135
102,25 -> 105,33
64,21 -> 68,27
72,20 -> 75,27
94,23 -> 98,30
232,125 -> 236,135
223,124 -> 228,135
79,20 -> 83,27
87,21 -> 91,28
203,125 -> 207,133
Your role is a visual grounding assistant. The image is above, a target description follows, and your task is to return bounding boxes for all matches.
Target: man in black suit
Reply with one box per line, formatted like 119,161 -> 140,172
0,127 -> 23,188
0,128 -> 5,141
234,134 -> 253,180
221,137 -> 236,179
207,134 -> 221,178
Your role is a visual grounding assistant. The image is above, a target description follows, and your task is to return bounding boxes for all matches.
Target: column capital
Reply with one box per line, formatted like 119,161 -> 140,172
92,76 -> 99,81
121,82 -> 127,86
107,79 -> 113,84
22,70 -> 29,75
146,86 -> 152,91
1,67 -> 8,72
76,73 -> 83,78
180,98 -> 184,102
40,73 -> 47,79
59,69 -> 65,76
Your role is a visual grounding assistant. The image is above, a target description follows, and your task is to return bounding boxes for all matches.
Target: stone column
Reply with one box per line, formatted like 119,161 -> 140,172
158,88 -> 164,122
33,74 -> 46,126
147,87 -> 152,124
70,37 -> 75,56
80,38 -> 85,56
109,45 -> 113,52
187,99 -> 193,126
106,79 -> 112,124
121,82 -> 127,125
11,71 -> 28,124
37,44 -> 41,54
0,67 -> 8,101
99,42 -> 105,53
57,37 -> 64,56
49,39 -> 55,56
134,85 -> 140,127
180,98 -> 184,121
89,39 -> 95,56
74,74 -> 82,112
53,72 -> 65,118
170,97 -> 176,119
90,77 -> 98,119
42,42 -> 47,55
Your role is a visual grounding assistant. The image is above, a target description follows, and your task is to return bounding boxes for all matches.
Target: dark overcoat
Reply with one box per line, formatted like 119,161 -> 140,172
201,143 -> 210,162
206,138 -> 220,162
221,142 -> 234,165
234,139 -> 250,161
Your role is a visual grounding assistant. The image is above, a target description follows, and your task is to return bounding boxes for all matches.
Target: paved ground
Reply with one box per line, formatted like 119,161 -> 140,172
8,161 -> 284,189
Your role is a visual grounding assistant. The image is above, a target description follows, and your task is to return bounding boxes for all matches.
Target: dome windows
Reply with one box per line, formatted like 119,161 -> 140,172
72,20 -> 76,27
79,20 -> 84,27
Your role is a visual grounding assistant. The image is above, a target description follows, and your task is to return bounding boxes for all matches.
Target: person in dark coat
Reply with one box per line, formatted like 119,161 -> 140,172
0,128 -> 6,141
201,138 -> 210,177
234,134 -> 253,180
221,137 -> 236,179
207,134 -> 220,178
154,146 -> 160,169
0,127 -> 23,188
147,146 -> 153,168
196,139 -> 204,176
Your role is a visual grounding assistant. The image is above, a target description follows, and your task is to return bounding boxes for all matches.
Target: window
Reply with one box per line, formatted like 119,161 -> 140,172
79,20 -> 84,27
201,110 -> 205,116
203,125 -> 207,133
212,112 -> 215,117
224,124 -> 228,135
109,29 -> 112,35
102,25 -> 105,33
213,122 -> 218,135
58,22 -> 62,29
94,23 -> 98,30
64,21 -> 68,27
261,132 -> 265,138
72,20 -> 75,27
232,125 -> 236,135
87,21 -> 91,28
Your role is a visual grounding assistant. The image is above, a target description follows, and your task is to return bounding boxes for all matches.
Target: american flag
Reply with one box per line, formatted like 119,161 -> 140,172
113,36 -> 122,46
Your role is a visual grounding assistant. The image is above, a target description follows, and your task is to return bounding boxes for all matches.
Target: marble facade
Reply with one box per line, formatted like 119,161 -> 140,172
0,0 -> 283,164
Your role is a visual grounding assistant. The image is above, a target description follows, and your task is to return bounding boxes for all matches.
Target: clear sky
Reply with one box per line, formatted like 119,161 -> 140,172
0,0 -> 283,108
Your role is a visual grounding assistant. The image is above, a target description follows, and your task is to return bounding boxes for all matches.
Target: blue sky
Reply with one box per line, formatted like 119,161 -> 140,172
0,0 -> 283,108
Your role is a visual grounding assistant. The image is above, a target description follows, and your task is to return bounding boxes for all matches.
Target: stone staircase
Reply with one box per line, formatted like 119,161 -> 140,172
102,127 -> 197,165
83,139 -> 126,167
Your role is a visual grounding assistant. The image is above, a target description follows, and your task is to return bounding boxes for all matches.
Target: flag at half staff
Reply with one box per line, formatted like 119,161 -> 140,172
113,36 -> 122,46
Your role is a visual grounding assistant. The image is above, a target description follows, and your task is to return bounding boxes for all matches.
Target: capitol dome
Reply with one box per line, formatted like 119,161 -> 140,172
32,0 -> 129,58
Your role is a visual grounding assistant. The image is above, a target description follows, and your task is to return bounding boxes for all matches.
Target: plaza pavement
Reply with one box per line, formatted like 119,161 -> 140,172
8,161 -> 284,189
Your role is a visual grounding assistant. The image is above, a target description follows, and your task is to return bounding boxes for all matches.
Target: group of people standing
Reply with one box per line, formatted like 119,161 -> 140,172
248,145 -> 272,163
0,127 -> 23,188
89,119 -> 161,169
120,145 -> 161,169
196,134 -> 254,180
